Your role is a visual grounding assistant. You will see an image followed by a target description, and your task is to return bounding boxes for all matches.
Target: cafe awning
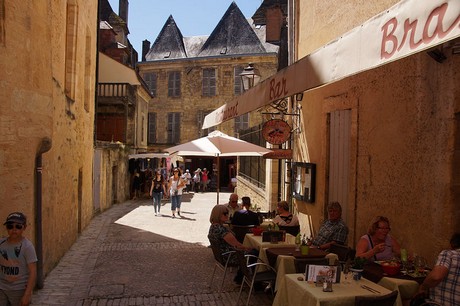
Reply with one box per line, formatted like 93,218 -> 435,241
202,0 -> 460,129
98,52 -> 141,85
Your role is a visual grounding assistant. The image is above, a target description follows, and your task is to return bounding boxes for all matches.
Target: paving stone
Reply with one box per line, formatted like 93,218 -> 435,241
31,193 -> 273,306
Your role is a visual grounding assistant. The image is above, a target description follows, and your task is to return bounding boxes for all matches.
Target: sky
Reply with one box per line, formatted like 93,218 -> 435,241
108,0 -> 263,53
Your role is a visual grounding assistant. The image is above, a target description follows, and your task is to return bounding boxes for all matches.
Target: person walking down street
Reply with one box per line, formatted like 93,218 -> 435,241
183,169 -> 192,193
192,169 -> 201,193
415,232 -> 460,306
0,212 -> 37,306
167,168 -> 186,218
150,170 -> 166,216
201,168 -> 209,192
132,171 -> 141,200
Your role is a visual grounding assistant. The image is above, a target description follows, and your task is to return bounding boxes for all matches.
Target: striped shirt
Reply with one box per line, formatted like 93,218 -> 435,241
430,248 -> 460,306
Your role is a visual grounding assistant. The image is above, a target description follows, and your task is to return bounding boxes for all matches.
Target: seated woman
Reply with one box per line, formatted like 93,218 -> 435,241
208,204 -> 256,284
356,216 -> 401,261
273,201 -> 299,226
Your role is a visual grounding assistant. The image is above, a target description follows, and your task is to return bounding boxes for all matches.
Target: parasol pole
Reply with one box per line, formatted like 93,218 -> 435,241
216,154 -> 220,204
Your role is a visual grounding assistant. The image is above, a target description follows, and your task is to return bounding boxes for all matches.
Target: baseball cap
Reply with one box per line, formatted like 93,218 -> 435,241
4,212 -> 27,225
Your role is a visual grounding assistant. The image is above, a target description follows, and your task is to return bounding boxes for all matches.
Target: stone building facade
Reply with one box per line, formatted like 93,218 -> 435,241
204,0 -> 459,265
292,0 -> 460,264
137,3 -> 279,198
0,0 -> 98,279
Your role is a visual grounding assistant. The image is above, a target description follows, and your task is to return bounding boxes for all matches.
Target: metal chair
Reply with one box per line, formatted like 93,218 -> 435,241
235,250 -> 277,306
208,240 -> 237,292
230,224 -> 255,243
355,290 -> 398,306
294,257 -> 330,273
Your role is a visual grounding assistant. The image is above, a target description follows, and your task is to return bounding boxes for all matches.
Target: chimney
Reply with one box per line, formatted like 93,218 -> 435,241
119,0 -> 129,24
142,40 -> 151,62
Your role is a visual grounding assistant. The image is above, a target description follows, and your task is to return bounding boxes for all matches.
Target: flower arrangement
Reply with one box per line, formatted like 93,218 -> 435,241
351,257 -> 367,270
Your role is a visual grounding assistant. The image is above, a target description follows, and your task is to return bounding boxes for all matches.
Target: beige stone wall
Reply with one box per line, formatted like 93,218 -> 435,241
294,0 -> 460,264
0,0 -> 97,275
139,55 -> 278,205
138,55 -> 278,145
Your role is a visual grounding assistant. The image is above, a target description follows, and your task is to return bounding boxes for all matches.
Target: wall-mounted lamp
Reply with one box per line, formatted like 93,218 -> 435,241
296,92 -> 304,101
240,63 -> 261,91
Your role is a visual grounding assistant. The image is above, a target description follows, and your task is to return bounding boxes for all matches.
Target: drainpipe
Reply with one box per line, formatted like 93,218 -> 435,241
35,137 -> 52,289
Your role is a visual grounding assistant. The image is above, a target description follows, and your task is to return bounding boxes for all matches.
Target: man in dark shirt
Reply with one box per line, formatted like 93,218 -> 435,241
231,196 -> 260,226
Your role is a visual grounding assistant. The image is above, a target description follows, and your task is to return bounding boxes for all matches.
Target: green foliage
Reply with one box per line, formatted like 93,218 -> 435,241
352,257 -> 367,269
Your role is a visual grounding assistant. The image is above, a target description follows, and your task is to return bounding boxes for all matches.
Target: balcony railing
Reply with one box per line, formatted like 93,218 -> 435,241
98,83 -> 135,98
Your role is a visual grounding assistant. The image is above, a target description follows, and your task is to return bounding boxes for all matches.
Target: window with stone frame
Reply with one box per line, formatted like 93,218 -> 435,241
0,0 -> 4,45
167,112 -> 181,144
143,72 -> 157,97
202,68 -> 216,96
168,71 -> 181,97
148,113 -> 157,144
234,113 -> 249,136
238,125 -> 266,189
65,2 -> 78,101
234,66 -> 244,95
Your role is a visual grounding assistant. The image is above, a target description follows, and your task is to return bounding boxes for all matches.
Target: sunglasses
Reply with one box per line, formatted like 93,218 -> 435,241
222,212 -> 229,216
6,224 -> 24,230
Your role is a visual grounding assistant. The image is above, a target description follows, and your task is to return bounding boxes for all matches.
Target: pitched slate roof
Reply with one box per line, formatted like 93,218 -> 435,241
145,15 -> 187,60
145,2 -> 274,61
198,2 -> 265,56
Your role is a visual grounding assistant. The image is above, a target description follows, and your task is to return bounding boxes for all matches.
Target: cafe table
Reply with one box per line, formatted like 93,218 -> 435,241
272,273 -> 392,306
243,233 -> 296,264
265,247 -> 338,292
363,262 -> 424,306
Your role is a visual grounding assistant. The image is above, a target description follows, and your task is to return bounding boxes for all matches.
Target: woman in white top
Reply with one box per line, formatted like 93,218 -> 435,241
167,168 -> 186,218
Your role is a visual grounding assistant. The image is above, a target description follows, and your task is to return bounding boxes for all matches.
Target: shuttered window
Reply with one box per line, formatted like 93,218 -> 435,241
167,112 -> 181,143
202,68 -> 216,96
234,113 -> 249,135
234,66 -> 244,95
148,113 -> 157,144
143,72 -> 157,97
168,71 -> 181,97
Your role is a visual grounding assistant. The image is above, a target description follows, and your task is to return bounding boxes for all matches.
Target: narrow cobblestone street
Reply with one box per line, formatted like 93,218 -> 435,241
31,192 -> 274,306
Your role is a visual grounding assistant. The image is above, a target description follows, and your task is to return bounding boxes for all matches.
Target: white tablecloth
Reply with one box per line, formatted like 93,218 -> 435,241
273,273 -> 392,306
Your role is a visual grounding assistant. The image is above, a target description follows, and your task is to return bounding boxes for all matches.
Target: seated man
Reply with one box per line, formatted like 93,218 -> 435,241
311,201 -> 348,250
416,232 -> 460,306
231,196 -> 260,226
226,193 -> 241,220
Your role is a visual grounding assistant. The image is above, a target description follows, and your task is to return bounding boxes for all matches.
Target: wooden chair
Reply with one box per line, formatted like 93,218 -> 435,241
294,257 -> 330,273
355,290 -> 398,306
230,224 -> 255,243
208,240 -> 237,292
278,225 -> 300,236
329,244 -> 355,268
235,250 -> 277,306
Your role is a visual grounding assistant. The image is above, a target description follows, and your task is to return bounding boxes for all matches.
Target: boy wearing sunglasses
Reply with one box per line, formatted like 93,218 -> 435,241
0,212 -> 37,306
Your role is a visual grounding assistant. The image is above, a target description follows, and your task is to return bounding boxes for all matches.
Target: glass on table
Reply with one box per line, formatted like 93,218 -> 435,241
342,263 -> 350,284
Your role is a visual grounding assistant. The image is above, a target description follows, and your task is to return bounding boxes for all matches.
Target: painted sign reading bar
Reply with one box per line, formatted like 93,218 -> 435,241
202,0 -> 460,129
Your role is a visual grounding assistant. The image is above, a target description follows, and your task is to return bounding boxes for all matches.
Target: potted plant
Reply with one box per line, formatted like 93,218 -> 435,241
350,257 -> 367,280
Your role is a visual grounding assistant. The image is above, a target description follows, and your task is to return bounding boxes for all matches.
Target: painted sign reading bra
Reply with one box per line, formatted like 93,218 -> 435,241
202,0 -> 460,129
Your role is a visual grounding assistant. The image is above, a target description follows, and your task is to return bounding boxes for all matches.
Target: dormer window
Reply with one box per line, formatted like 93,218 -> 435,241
164,51 -> 171,58
220,47 -> 227,54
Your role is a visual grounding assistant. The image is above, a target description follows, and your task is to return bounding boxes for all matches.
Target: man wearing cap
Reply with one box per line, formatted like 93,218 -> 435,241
0,212 -> 37,306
